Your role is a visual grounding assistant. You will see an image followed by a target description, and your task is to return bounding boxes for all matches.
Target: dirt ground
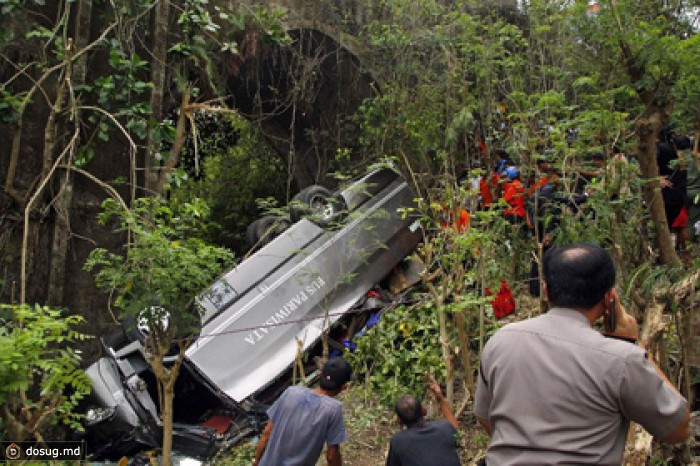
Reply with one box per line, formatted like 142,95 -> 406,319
337,384 -> 487,466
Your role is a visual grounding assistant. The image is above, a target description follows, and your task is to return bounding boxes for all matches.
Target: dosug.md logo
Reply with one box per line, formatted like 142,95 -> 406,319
5,443 -> 21,460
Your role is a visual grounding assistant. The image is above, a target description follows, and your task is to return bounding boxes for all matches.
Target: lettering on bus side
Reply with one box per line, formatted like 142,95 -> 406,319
244,277 -> 326,346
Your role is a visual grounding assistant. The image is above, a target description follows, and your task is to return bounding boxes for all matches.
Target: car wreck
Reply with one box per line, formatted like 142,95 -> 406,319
79,167 -> 422,460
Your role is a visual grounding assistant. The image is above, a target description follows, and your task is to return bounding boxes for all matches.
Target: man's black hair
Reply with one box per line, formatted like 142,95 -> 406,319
673,135 -> 692,151
395,395 -> 423,427
494,149 -> 509,159
659,127 -> 674,144
543,243 -> 615,309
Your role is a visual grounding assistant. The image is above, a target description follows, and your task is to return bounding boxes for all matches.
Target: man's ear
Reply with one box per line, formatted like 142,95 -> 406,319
600,288 -> 611,307
597,289 -> 614,318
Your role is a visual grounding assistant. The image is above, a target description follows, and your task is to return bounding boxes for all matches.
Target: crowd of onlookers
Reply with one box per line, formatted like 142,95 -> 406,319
457,129 -> 699,258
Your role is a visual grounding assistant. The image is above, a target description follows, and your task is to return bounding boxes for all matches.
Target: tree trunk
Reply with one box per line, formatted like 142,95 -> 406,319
623,300 -> 666,463
47,0 -> 92,306
5,123 -> 23,201
454,310 -> 475,394
47,179 -> 73,306
616,34 -> 680,265
261,121 -> 316,190
623,423 -> 653,466
161,383 -> 174,466
145,0 -> 171,196
634,113 -> 680,265
21,34 -> 72,304
155,89 -> 190,193
149,355 -> 174,466
436,296 -> 454,405
147,335 -> 189,466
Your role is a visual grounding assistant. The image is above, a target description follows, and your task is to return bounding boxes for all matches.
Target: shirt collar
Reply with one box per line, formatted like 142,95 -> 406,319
547,306 -> 592,328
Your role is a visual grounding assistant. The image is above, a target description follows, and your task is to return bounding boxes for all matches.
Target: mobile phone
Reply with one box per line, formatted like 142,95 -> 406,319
605,298 -> 616,333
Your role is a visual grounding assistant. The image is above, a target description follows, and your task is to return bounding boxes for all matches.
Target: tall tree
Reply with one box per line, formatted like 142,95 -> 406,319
145,0 -> 172,195
47,0 -> 93,306
85,198 -> 234,466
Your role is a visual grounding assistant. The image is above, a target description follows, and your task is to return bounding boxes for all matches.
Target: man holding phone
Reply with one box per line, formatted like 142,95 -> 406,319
474,243 -> 690,465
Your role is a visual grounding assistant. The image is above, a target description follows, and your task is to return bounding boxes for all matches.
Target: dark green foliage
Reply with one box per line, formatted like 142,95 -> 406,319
87,49 -> 154,141
0,87 -> 25,125
168,114 -> 288,255
84,197 -> 235,336
174,111 -> 240,180
0,0 -> 46,15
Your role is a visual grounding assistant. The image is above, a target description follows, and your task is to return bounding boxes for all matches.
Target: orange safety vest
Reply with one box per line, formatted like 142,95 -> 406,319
502,179 -> 526,218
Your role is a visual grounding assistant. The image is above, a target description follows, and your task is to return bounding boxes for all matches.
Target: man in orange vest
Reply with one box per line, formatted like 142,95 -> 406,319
502,166 -> 526,223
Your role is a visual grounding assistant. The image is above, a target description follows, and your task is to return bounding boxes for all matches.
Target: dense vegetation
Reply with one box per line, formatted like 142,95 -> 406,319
0,0 -> 699,464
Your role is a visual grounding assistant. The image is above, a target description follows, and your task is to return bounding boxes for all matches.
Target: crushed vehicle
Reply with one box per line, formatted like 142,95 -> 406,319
78,166 -> 422,460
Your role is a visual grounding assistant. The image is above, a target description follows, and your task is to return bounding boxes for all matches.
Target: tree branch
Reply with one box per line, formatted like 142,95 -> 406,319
3,22 -> 117,198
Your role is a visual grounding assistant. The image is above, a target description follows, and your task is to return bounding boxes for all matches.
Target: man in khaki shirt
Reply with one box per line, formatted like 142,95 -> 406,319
475,243 -> 689,465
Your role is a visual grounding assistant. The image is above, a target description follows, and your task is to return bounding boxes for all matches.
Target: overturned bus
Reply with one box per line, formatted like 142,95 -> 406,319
79,167 -> 422,460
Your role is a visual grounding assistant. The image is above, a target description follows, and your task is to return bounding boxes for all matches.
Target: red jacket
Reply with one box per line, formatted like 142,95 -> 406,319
486,280 -> 516,319
502,179 -> 526,218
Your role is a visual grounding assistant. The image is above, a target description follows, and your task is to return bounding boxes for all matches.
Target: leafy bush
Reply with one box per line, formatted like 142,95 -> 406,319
85,196 -> 235,333
0,304 -> 91,441
347,302 -> 445,406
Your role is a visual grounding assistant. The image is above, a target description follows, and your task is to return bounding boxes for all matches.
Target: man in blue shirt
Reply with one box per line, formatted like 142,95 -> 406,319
254,357 -> 352,466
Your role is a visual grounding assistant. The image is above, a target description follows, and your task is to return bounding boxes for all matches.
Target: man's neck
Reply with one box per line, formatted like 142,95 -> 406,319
576,305 -> 602,327
405,419 -> 426,429
314,387 -> 336,397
